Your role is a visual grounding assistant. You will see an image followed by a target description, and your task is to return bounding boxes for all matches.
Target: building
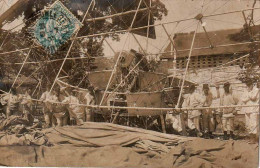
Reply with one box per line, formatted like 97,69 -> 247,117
159,25 -> 260,70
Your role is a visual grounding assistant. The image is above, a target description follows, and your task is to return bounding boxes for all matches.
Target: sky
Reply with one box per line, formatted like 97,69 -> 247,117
103,0 -> 260,58
0,0 -> 259,57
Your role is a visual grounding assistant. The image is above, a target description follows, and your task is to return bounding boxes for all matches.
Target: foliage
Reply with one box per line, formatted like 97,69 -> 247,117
0,0 -> 168,90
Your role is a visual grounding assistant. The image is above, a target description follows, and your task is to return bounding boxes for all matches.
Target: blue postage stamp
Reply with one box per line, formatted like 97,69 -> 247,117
34,0 -> 83,54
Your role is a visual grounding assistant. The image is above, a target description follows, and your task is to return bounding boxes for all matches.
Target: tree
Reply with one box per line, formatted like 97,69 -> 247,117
0,0 -> 168,91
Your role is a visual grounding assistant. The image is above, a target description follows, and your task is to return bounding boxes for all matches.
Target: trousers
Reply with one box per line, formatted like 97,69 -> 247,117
188,116 -> 200,131
201,109 -> 215,132
222,117 -> 234,132
245,113 -> 259,135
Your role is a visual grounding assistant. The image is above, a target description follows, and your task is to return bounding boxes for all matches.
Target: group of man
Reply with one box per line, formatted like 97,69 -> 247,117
0,85 -> 95,128
40,85 -> 95,128
181,80 -> 259,140
0,89 -> 34,123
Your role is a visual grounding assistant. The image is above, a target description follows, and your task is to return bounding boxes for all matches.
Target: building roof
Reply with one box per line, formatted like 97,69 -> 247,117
161,25 -> 260,59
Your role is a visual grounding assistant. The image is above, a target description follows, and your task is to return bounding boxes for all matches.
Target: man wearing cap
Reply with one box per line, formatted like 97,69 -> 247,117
201,84 -> 220,138
19,89 -> 34,125
39,86 -> 57,128
241,80 -> 259,139
183,84 -> 205,136
62,89 -> 84,125
52,87 -> 69,127
220,82 -> 238,140
1,89 -> 19,118
77,88 -> 95,122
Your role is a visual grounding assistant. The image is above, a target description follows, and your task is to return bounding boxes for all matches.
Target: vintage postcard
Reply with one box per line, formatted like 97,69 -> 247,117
0,0 -> 259,167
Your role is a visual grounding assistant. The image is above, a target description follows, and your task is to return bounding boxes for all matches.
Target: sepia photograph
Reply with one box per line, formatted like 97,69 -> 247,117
0,0 -> 259,167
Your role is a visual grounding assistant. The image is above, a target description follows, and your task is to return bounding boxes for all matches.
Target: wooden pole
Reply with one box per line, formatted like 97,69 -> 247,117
49,0 -> 95,92
99,0 -> 144,105
176,22 -> 200,136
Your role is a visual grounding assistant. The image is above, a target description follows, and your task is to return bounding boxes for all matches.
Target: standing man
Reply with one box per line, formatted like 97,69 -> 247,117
19,89 -> 34,125
39,85 -> 57,128
220,82 -> 238,140
183,84 -> 205,137
241,80 -> 259,140
1,89 -> 19,118
83,89 -> 95,122
52,87 -> 69,127
201,84 -> 220,138
62,89 -> 84,125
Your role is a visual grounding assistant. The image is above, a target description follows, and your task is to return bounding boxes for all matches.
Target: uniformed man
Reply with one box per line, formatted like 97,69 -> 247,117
52,87 -> 69,127
39,86 -> 57,128
62,90 -> 84,125
241,80 -> 259,140
220,82 -> 238,140
201,84 -> 220,138
183,84 -> 205,137
1,89 -> 19,118
19,89 -> 34,125
78,89 -> 95,122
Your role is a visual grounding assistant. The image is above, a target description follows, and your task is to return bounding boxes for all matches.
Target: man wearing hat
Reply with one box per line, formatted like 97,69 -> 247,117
201,83 -> 220,138
62,89 -> 84,125
183,84 -> 205,136
39,85 -> 58,128
220,82 -> 238,140
51,87 -> 69,127
241,79 -> 259,139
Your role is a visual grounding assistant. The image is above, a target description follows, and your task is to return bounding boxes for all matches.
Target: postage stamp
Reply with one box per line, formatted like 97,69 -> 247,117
34,0 -> 83,54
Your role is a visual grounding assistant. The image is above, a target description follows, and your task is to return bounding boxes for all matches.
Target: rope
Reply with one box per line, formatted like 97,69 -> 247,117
99,0 -> 144,105
8,43 -> 34,93
49,0 -> 95,92
176,22 -> 200,108
29,97 -> 259,111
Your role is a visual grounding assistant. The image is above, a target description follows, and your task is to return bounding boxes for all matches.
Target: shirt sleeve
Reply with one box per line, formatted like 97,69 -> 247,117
196,93 -> 206,105
62,97 -> 69,103
249,88 -> 259,102
40,92 -> 46,101
182,97 -> 189,108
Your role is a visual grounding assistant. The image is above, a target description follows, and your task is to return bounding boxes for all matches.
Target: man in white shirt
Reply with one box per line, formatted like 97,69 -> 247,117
220,82 -> 238,140
19,90 -> 34,124
39,86 -> 57,128
201,84 -> 220,138
62,90 -> 84,125
1,89 -> 19,118
77,89 -> 95,122
241,80 -> 259,138
52,88 -> 69,127
183,85 -> 205,137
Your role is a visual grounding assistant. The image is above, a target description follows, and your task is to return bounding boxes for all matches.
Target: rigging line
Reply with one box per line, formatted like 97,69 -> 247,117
202,0 -> 217,14
106,0 -> 132,28
207,1 -> 230,16
156,20 -> 196,57
49,0 -> 95,92
99,0 -> 144,106
213,49 -> 259,71
145,0 -> 151,52
176,21 -> 200,109
16,66 -> 41,89
159,41 -> 260,57
1,41 -> 258,64
102,56 -> 146,104
8,42 -> 35,93
204,18 -> 242,26
31,49 -> 52,85
0,7 -> 259,56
